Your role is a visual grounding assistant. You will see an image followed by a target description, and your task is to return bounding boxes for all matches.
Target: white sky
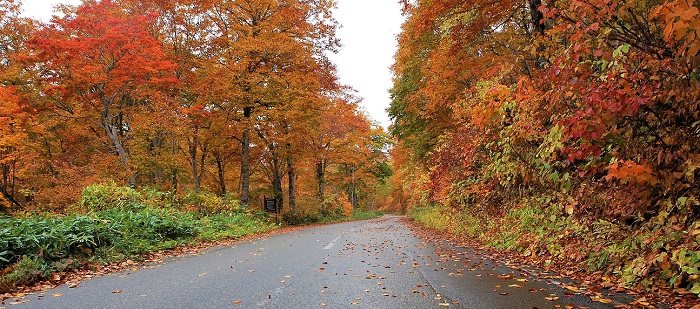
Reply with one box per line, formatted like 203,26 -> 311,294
21,0 -> 405,129
329,0 -> 404,128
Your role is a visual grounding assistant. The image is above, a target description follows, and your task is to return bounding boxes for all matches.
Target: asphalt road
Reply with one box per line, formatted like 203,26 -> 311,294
7,215 -> 622,308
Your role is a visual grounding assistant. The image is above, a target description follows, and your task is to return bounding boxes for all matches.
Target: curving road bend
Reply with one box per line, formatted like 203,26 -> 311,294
8,215 -> 620,308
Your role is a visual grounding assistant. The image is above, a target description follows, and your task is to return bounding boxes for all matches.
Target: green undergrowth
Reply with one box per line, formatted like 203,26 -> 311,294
281,192 -> 383,226
0,183 -> 277,293
1,183 -> 383,293
350,210 -> 384,221
282,209 -> 383,226
408,194 -> 700,296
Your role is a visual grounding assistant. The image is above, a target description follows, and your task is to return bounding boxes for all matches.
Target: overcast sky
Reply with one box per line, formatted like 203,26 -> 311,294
21,0 -> 405,129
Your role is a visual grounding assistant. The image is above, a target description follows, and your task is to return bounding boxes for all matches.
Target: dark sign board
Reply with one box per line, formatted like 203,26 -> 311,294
264,198 -> 277,213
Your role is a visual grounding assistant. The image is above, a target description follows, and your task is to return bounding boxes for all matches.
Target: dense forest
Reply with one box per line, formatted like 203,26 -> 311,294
388,0 -> 700,297
0,0 -> 391,215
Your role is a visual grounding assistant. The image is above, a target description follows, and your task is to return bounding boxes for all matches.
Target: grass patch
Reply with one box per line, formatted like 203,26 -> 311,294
0,184 -> 278,293
350,210 -> 384,221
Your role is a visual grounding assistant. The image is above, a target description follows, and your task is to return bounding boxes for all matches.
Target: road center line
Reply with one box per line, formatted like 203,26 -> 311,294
324,236 -> 342,250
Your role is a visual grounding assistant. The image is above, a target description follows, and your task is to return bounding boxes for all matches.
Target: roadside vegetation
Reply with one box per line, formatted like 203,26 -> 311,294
390,0 -> 700,301
0,183 -> 383,293
0,183 -> 276,293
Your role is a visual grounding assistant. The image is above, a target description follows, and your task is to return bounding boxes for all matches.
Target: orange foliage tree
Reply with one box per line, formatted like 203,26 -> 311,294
0,0 -> 41,210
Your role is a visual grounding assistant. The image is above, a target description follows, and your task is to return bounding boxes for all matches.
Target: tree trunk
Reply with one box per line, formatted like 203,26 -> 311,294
171,168 -> 178,192
171,139 -> 179,192
188,136 -> 207,191
316,160 -> 325,201
189,136 -> 200,191
198,144 -> 207,190
216,154 -> 227,196
270,143 -> 284,211
0,158 -> 21,210
347,164 -> 357,210
240,107 -> 253,206
287,152 -> 296,212
104,119 -> 135,187
100,97 -> 134,187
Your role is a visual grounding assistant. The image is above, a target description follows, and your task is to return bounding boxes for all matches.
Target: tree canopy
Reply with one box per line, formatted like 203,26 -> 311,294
0,0 -> 391,214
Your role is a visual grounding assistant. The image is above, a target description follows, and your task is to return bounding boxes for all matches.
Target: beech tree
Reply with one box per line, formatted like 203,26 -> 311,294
203,0 -> 338,206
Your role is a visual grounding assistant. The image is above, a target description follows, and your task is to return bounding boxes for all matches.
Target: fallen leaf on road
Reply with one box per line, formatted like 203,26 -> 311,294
51,293 -> 62,297
233,300 -> 241,305
112,290 -> 122,294
545,294 -> 559,301
565,285 -> 581,293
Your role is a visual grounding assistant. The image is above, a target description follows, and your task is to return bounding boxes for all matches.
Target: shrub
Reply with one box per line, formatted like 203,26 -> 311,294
0,256 -> 47,292
351,210 -> 384,221
199,213 -> 276,241
318,193 -> 348,220
282,210 -> 321,226
181,191 -> 246,215
79,182 -> 143,211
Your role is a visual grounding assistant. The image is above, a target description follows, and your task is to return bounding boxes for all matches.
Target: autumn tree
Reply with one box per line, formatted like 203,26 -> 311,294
202,0 -> 338,206
0,0 -> 384,218
29,0 -> 176,187
0,0 -> 40,210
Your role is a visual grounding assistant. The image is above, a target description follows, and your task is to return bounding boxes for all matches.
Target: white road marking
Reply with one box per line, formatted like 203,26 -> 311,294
324,236 -> 342,250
